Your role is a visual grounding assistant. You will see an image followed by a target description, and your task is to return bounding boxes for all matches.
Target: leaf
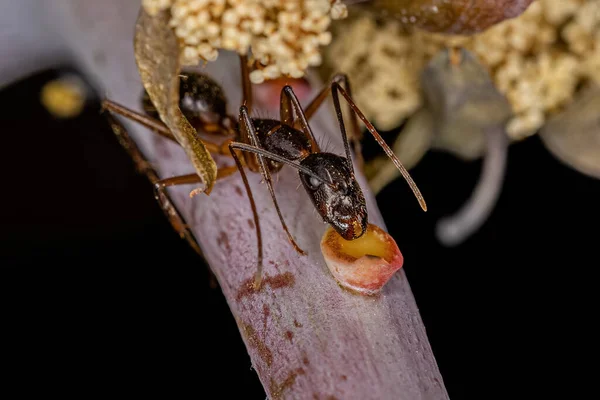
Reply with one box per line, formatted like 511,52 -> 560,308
133,8 -> 217,194
540,84 -> 600,179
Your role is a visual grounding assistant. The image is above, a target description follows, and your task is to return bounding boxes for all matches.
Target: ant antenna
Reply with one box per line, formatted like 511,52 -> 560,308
331,82 -> 428,212
230,142 -> 335,188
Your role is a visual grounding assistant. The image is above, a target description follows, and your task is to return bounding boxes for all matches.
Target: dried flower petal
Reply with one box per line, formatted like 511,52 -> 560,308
134,7 -> 217,193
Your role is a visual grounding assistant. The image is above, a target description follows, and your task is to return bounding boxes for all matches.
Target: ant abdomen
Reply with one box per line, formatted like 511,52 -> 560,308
141,71 -> 234,135
179,72 -> 228,129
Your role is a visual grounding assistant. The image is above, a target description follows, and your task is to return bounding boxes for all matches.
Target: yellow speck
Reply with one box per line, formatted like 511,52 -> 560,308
40,78 -> 86,119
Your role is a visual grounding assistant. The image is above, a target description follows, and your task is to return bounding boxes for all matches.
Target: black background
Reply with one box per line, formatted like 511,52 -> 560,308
2,68 -> 597,398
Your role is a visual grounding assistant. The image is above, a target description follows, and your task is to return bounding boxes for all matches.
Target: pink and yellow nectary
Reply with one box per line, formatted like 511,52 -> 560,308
320,223 -> 404,295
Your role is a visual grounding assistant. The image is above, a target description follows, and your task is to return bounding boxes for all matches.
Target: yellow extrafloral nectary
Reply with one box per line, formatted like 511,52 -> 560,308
321,223 -> 404,296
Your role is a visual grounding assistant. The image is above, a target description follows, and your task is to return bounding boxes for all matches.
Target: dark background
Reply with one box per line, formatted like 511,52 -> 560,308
2,68 -> 597,398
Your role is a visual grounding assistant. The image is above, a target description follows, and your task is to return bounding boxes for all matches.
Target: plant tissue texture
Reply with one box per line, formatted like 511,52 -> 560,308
20,1 -> 450,399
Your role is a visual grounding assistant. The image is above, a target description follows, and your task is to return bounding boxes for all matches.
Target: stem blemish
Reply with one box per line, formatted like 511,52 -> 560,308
236,272 -> 295,301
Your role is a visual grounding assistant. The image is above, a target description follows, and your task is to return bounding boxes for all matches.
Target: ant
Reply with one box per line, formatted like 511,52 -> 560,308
103,55 -> 426,286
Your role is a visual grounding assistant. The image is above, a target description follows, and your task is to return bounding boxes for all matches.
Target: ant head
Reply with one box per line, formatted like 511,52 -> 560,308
300,153 -> 367,240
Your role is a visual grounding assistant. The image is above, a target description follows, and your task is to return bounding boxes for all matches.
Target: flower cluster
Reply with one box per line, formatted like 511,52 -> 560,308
324,0 -> 600,139
142,0 -> 347,83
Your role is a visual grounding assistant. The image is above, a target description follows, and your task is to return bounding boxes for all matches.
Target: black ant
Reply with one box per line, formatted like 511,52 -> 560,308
103,55 -> 426,286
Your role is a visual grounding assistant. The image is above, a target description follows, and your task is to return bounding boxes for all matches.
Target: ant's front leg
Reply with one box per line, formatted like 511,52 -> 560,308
302,74 -> 364,168
240,106 -> 307,255
228,139 -> 334,288
239,54 -> 254,119
280,85 -> 320,152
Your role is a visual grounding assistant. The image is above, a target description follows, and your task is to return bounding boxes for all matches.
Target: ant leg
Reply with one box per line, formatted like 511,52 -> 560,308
239,54 -> 253,116
303,74 -> 364,165
102,99 -> 176,142
280,86 -> 320,152
240,106 -> 307,256
102,99 -> 231,156
228,142 -> 263,288
279,84 -> 294,127
331,83 -> 428,212
153,164 -> 238,245
229,141 -> 335,288
105,113 -> 203,255
155,173 -> 201,188
107,113 -> 154,175
157,166 -> 239,197
235,54 -> 256,162
304,74 -> 361,138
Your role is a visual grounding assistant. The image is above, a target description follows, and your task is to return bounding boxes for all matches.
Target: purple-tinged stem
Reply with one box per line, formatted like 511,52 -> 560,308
45,2 -> 449,398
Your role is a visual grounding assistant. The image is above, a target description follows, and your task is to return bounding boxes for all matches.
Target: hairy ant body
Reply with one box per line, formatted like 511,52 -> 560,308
103,55 -> 426,285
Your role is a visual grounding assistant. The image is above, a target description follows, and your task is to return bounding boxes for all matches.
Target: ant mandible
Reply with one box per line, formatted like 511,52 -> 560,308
103,55 -> 426,286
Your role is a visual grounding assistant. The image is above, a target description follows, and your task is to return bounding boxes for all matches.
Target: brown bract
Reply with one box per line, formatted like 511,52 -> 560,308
134,8 -> 217,193
321,224 -> 403,295
372,0 -> 535,34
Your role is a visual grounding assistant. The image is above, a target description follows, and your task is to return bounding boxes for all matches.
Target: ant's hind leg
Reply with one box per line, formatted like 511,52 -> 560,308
152,165 -> 239,252
102,99 -> 177,142
154,182 -> 204,256
102,99 -> 232,156
106,113 -> 203,255
107,106 -> 240,257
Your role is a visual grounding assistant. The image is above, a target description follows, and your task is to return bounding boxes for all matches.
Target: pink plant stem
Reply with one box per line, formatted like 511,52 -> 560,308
50,2 -> 449,398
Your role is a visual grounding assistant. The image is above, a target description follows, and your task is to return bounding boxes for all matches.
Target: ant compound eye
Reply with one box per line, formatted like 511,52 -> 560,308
338,181 -> 348,195
309,176 -> 321,190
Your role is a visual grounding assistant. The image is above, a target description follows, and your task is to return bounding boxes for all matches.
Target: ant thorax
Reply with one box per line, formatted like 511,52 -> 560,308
253,119 -> 312,162
299,153 -> 368,240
